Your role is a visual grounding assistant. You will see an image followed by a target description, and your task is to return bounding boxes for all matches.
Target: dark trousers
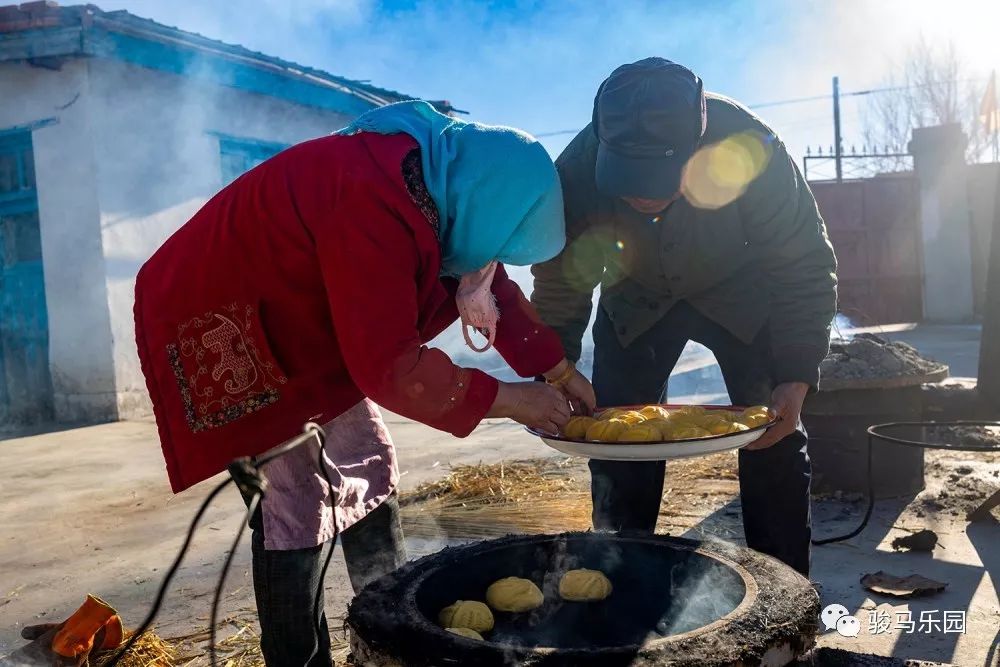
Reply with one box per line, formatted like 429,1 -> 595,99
590,302 -> 812,575
245,493 -> 406,667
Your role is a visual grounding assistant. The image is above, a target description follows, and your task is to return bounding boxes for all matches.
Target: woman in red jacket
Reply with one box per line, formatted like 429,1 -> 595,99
134,101 -> 594,666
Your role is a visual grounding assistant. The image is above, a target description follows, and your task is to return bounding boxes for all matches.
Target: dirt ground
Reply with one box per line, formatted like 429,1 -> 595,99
1,415 -> 998,666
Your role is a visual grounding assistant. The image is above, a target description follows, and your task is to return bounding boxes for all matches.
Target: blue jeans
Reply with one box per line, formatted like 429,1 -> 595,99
590,302 -> 812,575
245,493 -> 406,667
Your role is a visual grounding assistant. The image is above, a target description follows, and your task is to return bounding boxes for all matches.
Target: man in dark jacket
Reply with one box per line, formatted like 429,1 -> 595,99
531,58 -> 837,575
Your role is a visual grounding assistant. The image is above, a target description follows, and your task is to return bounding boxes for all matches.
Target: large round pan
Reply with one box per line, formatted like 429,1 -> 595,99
527,404 -> 778,461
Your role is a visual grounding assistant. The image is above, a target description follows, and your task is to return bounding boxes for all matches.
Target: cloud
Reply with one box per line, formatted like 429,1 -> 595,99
93,0 -> 999,161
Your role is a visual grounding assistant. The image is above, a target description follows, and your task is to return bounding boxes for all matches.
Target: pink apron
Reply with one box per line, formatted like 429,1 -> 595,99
257,399 -> 399,551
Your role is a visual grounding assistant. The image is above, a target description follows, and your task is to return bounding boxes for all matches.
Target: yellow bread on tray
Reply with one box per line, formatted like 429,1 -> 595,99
698,414 -> 730,429
706,420 -> 736,435
556,405 -> 771,442
739,413 -> 771,428
617,424 -> 662,442
641,418 -> 674,439
663,411 -> 702,427
439,600 -> 494,632
638,405 -> 670,420
671,425 -> 713,439
615,410 -> 647,425
485,577 -> 544,613
586,419 -> 628,442
563,416 -> 597,439
673,406 -> 707,418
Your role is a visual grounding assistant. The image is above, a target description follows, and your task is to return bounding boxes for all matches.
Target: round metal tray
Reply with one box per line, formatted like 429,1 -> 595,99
527,405 -> 777,461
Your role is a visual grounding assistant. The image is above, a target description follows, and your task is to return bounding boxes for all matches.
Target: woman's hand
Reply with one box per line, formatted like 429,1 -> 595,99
543,360 -> 597,416
488,381 -> 571,435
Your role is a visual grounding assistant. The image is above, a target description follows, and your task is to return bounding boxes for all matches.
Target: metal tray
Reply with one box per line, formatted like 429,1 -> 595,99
527,404 -> 777,461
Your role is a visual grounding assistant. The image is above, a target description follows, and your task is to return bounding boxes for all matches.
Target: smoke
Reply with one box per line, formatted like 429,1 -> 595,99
93,1 -> 750,160
657,563 -> 746,635
831,313 -> 856,341
402,511 -> 471,561
656,556 -> 745,636
97,0 -> 1000,166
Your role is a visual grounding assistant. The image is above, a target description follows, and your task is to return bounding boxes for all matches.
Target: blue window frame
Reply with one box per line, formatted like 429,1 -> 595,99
0,129 -> 37,211
216,134 -> 290,184
0,126 -> 54,422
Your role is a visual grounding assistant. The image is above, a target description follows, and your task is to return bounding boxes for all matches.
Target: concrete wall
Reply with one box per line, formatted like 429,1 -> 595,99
910,124 -> 976,322
0,60 -> 119,422
968,163 -> 999,317
3,56 -> 360,423
85,59 -> 353,419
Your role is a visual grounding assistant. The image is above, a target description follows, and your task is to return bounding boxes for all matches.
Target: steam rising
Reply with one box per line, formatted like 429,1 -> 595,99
831,313 -> 856,341
414,533 -> 745,653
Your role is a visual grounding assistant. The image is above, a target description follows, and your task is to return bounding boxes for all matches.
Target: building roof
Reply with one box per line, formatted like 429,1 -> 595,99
0,1 -> 463,116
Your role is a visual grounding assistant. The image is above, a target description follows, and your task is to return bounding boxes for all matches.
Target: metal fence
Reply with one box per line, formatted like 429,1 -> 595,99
810,175 -> 924,325
803,144 -> 914,181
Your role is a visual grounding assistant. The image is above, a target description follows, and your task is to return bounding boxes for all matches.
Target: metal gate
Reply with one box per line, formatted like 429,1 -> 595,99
811,176 -> 924,325
0,128 -> 53,424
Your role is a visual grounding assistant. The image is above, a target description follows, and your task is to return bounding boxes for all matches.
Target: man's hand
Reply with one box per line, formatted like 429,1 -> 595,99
743,381 -> 809,451
561,367 -> 597,416
542,359 -> 597,416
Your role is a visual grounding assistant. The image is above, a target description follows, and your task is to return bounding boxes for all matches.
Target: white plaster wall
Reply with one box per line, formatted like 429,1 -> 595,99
919,178 -> 976,322
85,59 -> 354,418
0,60 -> 119,422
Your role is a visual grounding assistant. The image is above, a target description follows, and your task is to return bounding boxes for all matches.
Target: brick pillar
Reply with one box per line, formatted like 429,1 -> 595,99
909,124 -> 975,321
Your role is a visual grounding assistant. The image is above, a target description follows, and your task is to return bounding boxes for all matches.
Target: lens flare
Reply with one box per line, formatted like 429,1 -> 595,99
549,229 -> 629,290
615,240 -> 625,251
682,131 -> 773,210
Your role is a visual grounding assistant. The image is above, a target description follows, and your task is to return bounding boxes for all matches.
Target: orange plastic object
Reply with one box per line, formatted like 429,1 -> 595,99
51,595 -> 118,658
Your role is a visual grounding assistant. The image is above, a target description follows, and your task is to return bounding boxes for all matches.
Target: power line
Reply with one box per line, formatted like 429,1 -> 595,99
533,76 -> 991,139
841,76 -> 988,99
748,93 -> 830,109
743,76 -> 989,109
535,128 -> 584,138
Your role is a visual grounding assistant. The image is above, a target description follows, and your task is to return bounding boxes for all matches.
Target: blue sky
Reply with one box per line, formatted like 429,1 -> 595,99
90,1 -> 1000,371
102,0 -> 1000,163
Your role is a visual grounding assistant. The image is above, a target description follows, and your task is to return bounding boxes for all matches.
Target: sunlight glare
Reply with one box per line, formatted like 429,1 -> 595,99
681,131 -> 773,210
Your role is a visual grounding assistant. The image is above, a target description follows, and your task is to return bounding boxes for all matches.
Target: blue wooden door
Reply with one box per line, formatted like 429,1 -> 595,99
0,129 -> 53,424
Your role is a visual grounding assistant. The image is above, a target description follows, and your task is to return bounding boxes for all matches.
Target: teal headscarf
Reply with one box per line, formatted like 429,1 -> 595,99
339,101 -> 565,276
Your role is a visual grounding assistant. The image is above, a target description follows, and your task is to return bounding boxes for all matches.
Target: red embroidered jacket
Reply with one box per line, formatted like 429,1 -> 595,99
135,132 -> 565,492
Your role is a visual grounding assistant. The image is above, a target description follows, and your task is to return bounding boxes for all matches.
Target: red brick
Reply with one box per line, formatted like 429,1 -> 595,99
19,1 -> 59,13
0,1 -> 60,32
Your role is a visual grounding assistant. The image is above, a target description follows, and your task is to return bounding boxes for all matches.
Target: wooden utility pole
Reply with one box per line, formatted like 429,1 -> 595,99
833,76 -> 843,183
